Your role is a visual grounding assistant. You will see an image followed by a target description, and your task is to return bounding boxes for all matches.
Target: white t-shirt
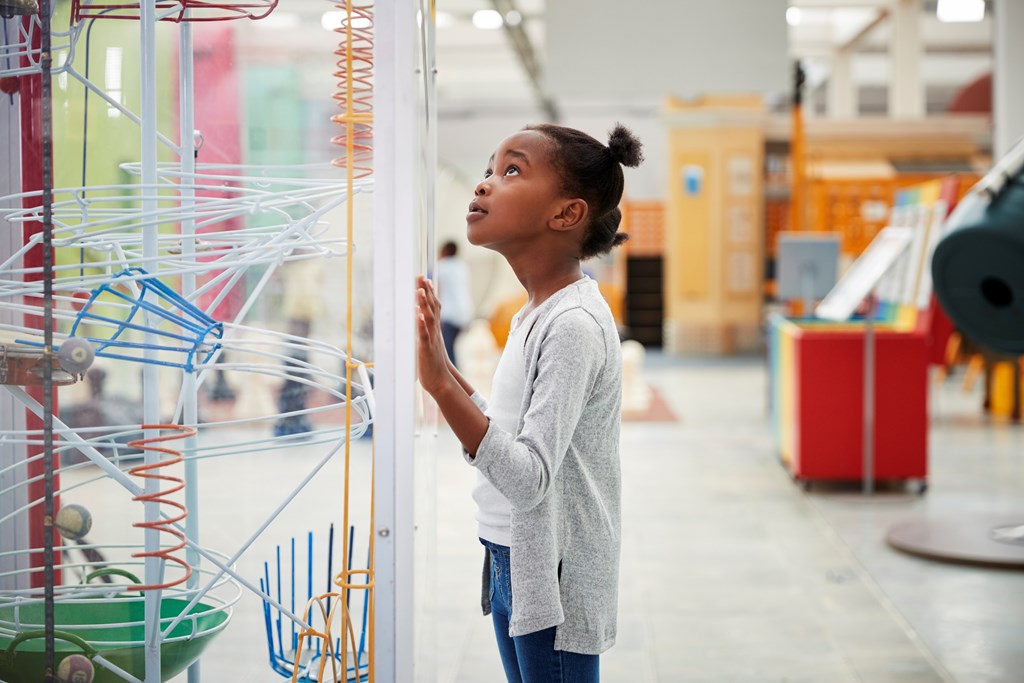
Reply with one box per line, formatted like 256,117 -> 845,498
472,305 -> 539,546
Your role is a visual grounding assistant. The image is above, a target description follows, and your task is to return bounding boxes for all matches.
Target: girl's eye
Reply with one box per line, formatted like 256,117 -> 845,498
483,169 -> 493,179
505,166 -> 520,176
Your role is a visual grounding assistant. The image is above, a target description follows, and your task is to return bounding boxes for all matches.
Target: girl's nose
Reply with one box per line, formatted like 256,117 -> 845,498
474,179 -> 489,196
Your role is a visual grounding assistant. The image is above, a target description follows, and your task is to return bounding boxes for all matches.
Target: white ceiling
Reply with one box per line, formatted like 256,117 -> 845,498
237,0 -> 993,116
433,0 -> 993,116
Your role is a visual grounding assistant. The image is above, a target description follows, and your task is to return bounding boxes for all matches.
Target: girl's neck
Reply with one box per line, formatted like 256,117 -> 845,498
509,256 -> 584,314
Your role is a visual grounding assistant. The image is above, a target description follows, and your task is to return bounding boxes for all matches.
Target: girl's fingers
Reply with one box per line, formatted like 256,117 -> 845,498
415,279 -> 443,334
419,295 -> 438,327
420,278 -> 441,311
417,288 -> 431,315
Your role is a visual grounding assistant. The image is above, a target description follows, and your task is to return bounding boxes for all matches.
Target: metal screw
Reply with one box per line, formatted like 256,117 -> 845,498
378,527 -> 390,538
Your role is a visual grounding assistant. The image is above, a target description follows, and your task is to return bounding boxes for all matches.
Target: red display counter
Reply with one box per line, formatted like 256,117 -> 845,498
769,316 -> 929,487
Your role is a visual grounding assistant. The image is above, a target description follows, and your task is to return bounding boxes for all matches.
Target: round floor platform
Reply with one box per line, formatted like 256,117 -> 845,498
887,516 -> 1024,569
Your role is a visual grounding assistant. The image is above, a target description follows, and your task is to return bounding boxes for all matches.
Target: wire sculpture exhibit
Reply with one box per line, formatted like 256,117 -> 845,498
0,1 -> 383,681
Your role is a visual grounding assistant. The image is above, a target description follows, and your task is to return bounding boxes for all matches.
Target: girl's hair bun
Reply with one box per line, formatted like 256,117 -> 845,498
607,123 -> 644,168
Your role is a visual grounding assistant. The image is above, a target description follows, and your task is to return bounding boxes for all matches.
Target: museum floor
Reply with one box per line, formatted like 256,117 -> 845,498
440,354 -> 1024,683
64,353 -> 1023,683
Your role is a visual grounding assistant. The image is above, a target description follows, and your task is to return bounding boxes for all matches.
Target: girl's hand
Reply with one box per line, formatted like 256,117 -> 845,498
416,275 -> 452,395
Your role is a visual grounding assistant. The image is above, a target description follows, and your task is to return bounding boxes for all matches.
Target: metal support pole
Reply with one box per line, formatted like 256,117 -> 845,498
177,15 -> 202,683
139,1 -> 162,680
39,1 -> 56,679
863,292 -> 876,496
373,1 -> 418,679
791,61 -> 805,232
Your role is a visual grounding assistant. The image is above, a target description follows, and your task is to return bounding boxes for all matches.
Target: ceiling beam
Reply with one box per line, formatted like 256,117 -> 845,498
840,7 -> 889,52
490,0 -> 560,122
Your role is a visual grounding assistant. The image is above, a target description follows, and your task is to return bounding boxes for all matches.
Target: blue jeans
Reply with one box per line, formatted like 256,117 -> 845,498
441,321 -> 461,367
481,539 -> 600,683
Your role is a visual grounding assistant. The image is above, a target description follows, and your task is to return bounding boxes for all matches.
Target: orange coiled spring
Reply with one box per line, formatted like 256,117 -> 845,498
127,424 -> 195,591
330,0 -> 374,177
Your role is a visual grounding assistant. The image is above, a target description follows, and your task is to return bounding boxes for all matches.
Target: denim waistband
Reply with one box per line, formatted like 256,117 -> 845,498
479,537 -> 510,553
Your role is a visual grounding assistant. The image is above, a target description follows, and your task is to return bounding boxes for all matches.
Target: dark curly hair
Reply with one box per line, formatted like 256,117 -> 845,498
525,122 -> 644,259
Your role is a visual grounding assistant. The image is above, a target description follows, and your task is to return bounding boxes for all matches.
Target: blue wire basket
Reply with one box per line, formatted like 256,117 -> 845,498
67,267 -> 223,372
261,526 -> 370,682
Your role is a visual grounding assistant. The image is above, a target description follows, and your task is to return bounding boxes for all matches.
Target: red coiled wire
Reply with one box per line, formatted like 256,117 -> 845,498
330,1 -> 374,177
127,424 -> 195,591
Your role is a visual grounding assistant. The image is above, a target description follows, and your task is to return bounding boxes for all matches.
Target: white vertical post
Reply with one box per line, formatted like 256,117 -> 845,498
828,50 -> 856,119
0,61 -> 28,594
139,1 -> 162,681
177,17 -> 202,683
889,0 -> 924,118
994,0 -> 1024,158
416,3 -> 439,680
373,1 -> 419,681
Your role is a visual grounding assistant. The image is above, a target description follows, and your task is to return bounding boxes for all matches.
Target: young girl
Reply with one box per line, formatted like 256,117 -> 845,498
416,123 -> 643,682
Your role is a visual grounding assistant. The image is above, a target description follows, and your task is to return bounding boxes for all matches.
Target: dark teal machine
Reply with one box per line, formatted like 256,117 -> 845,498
932,140 -> 1024,354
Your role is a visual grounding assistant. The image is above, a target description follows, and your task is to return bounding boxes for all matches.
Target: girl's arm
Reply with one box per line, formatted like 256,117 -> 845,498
417,276 -> 488,455
470,309 -> 606,511
426,376 -> 489,457
446,356 -> 477,399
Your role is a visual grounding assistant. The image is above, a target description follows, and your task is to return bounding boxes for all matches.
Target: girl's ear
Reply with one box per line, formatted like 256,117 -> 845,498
550,198 -> 588,232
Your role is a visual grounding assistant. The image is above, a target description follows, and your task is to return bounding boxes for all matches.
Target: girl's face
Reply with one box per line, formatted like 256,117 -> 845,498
466,130 -> 568,253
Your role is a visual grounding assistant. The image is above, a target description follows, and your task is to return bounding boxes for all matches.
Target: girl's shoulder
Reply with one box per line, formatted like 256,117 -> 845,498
545,280 -> 614,327
530,283 -> 616,350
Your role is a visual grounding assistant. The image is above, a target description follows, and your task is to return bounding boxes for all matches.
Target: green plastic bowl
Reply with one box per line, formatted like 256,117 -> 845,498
0,596 -> 230,683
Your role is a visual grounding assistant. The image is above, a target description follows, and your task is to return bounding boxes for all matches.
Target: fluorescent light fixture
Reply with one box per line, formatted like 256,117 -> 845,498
104,46 -> 123,118
504,10 -> 522,26
472,9 -> 503,29
786,6 -> 802,26
104,47 -> 122,91
321,10 -> 373,31
936,0 -> 985,22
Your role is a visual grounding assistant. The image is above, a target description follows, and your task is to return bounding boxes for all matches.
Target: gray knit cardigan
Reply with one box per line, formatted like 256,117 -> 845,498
466,277 -> 622,655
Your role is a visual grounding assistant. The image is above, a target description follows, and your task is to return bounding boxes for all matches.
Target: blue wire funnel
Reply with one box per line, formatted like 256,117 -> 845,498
261,527 -> 370,682
69,268 -> 224,372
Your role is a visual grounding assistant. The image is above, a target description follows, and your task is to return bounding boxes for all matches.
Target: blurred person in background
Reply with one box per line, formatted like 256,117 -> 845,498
436,240 -> 474,367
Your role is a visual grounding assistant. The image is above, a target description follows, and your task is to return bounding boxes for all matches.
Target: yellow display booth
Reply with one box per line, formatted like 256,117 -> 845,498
663,95 -> 766,354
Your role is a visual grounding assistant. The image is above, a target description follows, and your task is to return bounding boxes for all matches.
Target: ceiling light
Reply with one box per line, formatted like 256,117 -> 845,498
321,10 -> 373,31
435,11 -> 455,28
786,7 -> 802,27
472,9 -> 503,30
936,0 -> 985,22
504,10 -> 522,27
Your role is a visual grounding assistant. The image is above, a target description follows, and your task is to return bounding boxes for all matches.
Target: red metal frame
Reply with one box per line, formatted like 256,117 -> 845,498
71,0 -> 278,22
18,13 -> 61,587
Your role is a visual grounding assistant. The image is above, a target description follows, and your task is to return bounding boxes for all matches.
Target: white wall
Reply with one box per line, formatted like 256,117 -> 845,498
546,0 -> 789,102
994,0 -> 1024,158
